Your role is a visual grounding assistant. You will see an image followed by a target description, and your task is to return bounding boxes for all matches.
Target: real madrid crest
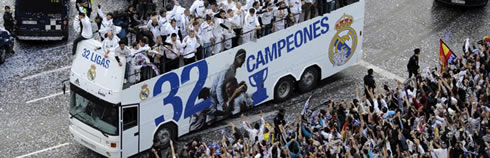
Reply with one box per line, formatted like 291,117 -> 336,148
87,65 -> 96,81
329,14 -> 358,67
140,84 -> 150,100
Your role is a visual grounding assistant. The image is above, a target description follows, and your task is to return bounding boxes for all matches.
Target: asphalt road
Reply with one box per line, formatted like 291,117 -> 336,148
0,0 -> 489,157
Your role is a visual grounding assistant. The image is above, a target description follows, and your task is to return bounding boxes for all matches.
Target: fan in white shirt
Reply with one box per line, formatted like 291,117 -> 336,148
198,16 -> 216,58
273,2 -> 289,32
164,33 -> 183,71
182,30 -> 201,65
219,0 -> 236,11
245,0 -> 257,10
97,4 -> 121,39
102,32 -> 120,57
206,3 -> 220,17
114,41 -> 131,69
158,10 -> 170,27
288,0 -> 302,24
146,17 -> 162,42
242,8 -> 261,44
213,10 -> 233,54
190,0 -> 207,18
164,19 -> 182,41
178,9 -> 192,38
72,13 -> 93,55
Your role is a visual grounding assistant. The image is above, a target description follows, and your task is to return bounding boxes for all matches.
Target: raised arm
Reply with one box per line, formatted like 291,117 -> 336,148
97,3 -> 106,18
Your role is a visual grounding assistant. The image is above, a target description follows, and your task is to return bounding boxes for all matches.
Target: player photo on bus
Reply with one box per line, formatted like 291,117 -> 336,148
189,49 -> 252,131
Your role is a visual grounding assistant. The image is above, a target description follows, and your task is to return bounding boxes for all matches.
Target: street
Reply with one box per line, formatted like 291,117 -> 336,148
0,0 -> 489,157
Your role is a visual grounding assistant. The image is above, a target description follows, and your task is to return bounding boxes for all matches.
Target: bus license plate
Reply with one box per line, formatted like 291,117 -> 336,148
452,0 -> 465,4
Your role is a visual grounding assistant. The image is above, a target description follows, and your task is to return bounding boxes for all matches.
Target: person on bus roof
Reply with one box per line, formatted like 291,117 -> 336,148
97,3 -> 121,40
76,0 -> 93,17
102,31 -> 121,58
182,30 -> 200,65
198,15 -> 215,59
3,6 -> 14,34
72,13 -> 93,55
273,2 -> 289,32
242,8 -> 261,44
114,40 -> 131,81
164,33 -> 183,72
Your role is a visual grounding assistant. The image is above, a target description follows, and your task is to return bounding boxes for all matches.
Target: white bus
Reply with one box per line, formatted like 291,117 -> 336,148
68,1 -> 365,157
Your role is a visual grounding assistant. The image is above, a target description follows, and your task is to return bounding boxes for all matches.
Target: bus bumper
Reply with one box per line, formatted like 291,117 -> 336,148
15,29 -> 67,41
17,36 -> 64,40
435,0 -> 488,7
69,123 -> 120,158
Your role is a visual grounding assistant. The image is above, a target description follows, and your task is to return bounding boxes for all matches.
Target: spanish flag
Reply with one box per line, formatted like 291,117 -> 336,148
440,39 -> 456,72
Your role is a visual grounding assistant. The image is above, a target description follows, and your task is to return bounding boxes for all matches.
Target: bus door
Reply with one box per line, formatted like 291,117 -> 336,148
121,104 -> 139,157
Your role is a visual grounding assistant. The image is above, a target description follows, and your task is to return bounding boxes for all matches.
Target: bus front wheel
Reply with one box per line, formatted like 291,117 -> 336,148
274,77 -> 294,102
154,126 -> 175,148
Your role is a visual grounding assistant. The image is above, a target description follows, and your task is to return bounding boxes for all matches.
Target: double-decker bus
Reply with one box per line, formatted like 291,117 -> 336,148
15,0 -> 69,40
67,0 -> 365,157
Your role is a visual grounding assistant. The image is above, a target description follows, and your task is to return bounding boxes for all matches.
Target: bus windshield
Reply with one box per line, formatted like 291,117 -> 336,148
16,0 -> 65,14
69,85 -> 119,136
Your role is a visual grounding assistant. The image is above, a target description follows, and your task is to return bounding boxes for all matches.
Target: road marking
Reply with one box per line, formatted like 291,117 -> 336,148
358,60 -> 405,82
15,143 -> 71,158
22,66 -> 71,80
26,91 -> 69,104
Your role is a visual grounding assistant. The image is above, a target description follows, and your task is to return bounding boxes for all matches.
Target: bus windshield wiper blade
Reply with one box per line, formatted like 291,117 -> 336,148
93,125 -> 109,137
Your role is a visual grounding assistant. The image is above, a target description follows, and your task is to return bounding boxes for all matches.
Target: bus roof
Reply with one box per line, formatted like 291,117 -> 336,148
70,39 -> 125,104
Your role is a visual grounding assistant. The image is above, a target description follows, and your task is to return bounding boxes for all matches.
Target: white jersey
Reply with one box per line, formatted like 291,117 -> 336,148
273,7 -> 287,30
219,0 -> 236,11
179,15 -> 191,37
261,7 -> 274,25
190,0 -> 206,18
73,16 -> 93,39
164,39 -> 183,60
97,8 -> 120,36
288,0 -> 302,14
243,13 -> 260,33
102,36 -> 120,53
182,36 -> 200,59
199,22 -> 215,44
213,18 -> 226,40
164,25 -> 181,41
245,0 -> 257,10
147,21 -> 161,42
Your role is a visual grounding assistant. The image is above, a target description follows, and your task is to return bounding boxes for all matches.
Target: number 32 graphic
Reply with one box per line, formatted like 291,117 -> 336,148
153,60 -> 212,126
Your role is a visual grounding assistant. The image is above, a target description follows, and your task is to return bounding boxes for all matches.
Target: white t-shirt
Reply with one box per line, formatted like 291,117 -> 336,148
182,36 -> 200,58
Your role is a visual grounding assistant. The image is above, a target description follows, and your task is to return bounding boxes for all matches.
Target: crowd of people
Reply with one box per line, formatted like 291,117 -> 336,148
71,0 -> 350,85
156,38 -> 490,158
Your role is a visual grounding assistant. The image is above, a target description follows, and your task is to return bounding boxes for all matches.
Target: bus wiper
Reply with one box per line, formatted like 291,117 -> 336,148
94,124 -> 109,138
95,128 -> 109,138
93,118 -> 109,138
70,110 -> 83,119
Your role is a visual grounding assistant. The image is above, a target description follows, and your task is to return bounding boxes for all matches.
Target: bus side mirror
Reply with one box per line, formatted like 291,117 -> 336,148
63,84 -> 66,94
61,79 -> 69,94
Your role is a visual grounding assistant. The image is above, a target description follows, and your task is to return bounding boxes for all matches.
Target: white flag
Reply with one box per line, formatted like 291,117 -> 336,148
301,96 -> 312,116
464,38 -> 470,53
